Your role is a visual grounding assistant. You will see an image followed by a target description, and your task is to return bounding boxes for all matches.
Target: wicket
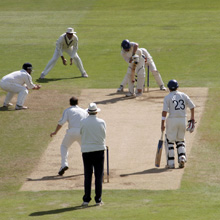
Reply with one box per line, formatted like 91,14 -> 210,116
147,65 -> 150,92
103,146 -> 110,183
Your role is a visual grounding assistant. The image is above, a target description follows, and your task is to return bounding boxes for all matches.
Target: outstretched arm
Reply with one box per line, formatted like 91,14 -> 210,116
50,124 -> 62,137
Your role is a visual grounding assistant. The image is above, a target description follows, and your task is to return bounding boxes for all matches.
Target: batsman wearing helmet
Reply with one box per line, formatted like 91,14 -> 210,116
117,39 -> 166,93
120,39 -> 146,97
161,79 -> 195,169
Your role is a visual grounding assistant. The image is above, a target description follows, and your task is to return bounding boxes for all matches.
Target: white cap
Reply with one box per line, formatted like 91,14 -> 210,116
66,27 -> 76,34
87,103 -> 101,113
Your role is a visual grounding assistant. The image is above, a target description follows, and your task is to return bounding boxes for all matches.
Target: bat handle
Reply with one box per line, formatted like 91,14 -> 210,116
161,131 -> 164,140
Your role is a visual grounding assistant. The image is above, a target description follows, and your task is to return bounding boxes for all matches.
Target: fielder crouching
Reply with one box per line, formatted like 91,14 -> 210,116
161,79 -> 196,169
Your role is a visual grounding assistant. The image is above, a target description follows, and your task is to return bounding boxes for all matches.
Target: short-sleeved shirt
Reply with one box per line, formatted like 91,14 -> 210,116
1,69 -> 35,89
58,105 -> 88,129
163,90 -> 195,118
80,115 -> 106,153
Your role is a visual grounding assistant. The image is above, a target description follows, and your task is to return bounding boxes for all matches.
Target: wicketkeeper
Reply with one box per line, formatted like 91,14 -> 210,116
161,79 -> 196,169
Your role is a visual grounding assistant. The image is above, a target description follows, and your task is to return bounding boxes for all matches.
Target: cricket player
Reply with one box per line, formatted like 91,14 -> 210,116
120,39 -> 146,97
161,79 -> 195,169
50,96 -> 88,176
40,27 -> 88,79
0,63 -> 41,110
117,39 -> 166,93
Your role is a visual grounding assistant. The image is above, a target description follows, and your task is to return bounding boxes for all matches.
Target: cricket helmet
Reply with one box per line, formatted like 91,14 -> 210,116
22,63 -> 33,71
167,79 -> 179,90
121,39 -> 131,50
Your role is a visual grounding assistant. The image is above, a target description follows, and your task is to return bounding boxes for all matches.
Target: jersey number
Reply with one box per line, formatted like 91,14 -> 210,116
173,99 -> 185,110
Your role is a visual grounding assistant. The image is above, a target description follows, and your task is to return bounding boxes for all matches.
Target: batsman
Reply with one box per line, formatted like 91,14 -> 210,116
120,39 -> 146,97
161,79 -> 196,169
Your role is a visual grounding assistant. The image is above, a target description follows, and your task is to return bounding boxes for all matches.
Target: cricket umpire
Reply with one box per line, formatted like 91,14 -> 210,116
80,103 -> 106,206
161,79 -> 195,169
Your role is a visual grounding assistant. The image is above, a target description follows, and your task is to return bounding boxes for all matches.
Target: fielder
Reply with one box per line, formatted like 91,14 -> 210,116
0,63 -> 41,110
161,79 -> 195,169
120,39 -> 146,97
40,27 -> 88,79
117,39 -> 166,93
50,96 -> 88,176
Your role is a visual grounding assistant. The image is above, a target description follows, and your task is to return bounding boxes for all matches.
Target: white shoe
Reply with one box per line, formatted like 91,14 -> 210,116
3,103 -> 13,107
39,73 -> 45,79
96,201 -> 104,206
117,85 -> 124,92
160,85 -> 166,91
126,92 -> 135,97
136,92 -> 142,97
166,164 -> 175,169
81,202 -> 89,207
179,156 -> 186,168
82,72 -> 88,78
15,105 -> 28,110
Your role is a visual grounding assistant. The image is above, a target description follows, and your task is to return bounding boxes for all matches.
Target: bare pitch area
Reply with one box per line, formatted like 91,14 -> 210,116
20,88 -> 208,191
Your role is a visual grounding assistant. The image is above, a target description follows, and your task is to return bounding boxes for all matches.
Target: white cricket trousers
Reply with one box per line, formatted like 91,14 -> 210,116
60,127 -> 81,168
166,117 -> 187,142
0,81 -> 28,106
41,48 -> 86,77
120,53 -> 164,87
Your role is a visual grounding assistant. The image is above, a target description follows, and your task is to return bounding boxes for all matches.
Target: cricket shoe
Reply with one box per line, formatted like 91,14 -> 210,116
3,103 -> 13,107
15,105 -> 28,110
39,73 -> 45,79
160,85 -> 167,91
125,92 -> 135,97
179,156 -> 186,168
81,202 -> 89,207
96,201 -> 104,206
58,166 -> 69,176
82,72 -> 88,78
117,85 -> 124,92
166,164 -> 175,169
135,92 -> 142,97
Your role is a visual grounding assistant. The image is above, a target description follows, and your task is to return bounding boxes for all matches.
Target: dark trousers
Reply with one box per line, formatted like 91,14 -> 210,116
82,150 -> 104,203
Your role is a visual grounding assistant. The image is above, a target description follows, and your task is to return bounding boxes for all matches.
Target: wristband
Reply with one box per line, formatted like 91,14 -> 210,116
162,116 -> 166,120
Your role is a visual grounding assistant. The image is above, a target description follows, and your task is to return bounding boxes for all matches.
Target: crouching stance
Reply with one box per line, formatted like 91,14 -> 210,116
161,79 -> 196,168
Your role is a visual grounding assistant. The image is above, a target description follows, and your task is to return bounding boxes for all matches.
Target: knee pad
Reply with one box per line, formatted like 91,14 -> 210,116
176,141 -> 186,162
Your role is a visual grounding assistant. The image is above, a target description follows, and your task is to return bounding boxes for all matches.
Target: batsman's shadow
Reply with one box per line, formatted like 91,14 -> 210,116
120,168 -> 170,177
26,174 -> 83,181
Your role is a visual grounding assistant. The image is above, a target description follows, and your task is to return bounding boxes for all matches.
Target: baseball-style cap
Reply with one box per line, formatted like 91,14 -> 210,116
66,27 -> 76,34
87,103 -> 101,113
22,63 -> 33,71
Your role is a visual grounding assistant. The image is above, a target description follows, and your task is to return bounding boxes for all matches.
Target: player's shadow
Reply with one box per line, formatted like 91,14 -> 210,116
0,106 -> 14,111
26,174 -> 83,181
36,76 -> 82,83
120,168 -> 170,177
29,204 -> 96,216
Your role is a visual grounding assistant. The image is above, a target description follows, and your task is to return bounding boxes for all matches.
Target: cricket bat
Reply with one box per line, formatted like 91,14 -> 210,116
131,63 -> 136,83
155,131 -> 164,167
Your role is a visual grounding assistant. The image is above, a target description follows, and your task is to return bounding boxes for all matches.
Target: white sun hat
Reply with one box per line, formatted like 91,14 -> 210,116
87,103 -> 101,113
66,27 -> 77,34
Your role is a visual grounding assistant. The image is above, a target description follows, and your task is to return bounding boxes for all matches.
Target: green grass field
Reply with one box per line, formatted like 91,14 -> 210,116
0,0 -> 220,219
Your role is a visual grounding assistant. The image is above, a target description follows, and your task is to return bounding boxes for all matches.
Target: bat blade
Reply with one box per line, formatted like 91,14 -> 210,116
155,132 -> 164,167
